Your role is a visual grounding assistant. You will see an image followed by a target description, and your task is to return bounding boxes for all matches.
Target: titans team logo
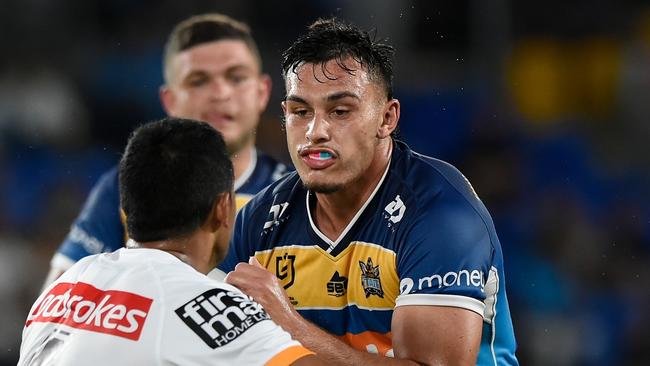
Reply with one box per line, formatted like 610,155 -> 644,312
276,253 -> 296,289
359,257 -> 384,298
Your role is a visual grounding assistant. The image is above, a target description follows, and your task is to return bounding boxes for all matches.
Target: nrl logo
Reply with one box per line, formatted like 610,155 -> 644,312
276,253 -> 296,289
359,257 -> 384,298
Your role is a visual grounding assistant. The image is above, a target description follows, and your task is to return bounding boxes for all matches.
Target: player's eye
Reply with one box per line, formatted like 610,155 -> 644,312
330,108 -> 351,119
333,109 -> 349,116
294,109 -> 310,117
228,73 -> 249,84
187,75 -> 208,87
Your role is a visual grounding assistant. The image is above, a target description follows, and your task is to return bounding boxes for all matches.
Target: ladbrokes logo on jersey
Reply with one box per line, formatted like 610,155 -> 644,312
26,282 -> 152,341
175,288 -> 270,349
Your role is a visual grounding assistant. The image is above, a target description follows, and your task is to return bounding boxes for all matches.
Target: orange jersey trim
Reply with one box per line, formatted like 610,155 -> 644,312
265,345 -> 315,366
340,331 -> 393,356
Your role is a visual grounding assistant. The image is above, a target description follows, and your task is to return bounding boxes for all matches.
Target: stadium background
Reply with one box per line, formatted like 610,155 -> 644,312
1,1 -> 649,364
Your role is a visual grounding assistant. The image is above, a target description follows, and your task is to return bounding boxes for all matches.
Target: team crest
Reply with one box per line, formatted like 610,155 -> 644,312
359,257 -> 384,298
276,253 -> 296,289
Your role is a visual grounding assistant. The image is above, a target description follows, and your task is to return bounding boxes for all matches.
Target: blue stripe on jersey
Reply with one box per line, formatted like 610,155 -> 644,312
298,306 -> 393,336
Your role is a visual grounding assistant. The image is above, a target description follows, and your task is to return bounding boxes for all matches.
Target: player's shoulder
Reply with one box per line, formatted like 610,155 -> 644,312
84,164 -> 119,195
55,252 -> 103,282
391,140 -> 485,213
392,141 -> 467,194
389,142 -> 496,261
387,140 -> 495,238
115,249 -> 237,302
92,165 -> 120,191
239,171 -> 302,219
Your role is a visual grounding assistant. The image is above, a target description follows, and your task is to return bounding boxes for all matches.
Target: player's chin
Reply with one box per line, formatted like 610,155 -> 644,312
301,176 -> 343,194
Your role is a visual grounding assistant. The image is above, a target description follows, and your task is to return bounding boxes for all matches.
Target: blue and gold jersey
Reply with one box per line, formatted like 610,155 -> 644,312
220,140 -> 518,365
52,149 -> 289,269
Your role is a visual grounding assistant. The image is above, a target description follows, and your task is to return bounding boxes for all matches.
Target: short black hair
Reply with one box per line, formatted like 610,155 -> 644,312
163,13 -> 262,84
119,117 -> 233,242
281,18 -> 395,99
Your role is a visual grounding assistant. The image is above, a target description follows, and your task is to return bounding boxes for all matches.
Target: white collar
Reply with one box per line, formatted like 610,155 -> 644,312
306,156 -> 392,253
233,147 -> 257,191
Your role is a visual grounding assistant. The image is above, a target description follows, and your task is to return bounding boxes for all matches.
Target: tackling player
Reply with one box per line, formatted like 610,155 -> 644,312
43,13 -> 289,287
20,118 -> 322,366
221,18 -> 519,365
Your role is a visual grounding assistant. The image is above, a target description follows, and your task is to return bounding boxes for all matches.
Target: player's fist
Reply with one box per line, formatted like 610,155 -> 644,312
225,257 -> 299,327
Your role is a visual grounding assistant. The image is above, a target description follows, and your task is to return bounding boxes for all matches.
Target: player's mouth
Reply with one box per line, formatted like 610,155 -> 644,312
299,147 -> 337,170
202,111 -> 234,128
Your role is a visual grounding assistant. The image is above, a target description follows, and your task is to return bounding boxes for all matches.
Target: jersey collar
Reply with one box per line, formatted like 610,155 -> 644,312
233,147 -> 257,191
305,152 -> 392,253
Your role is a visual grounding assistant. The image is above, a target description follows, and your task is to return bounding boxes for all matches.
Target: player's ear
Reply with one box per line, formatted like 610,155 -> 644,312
377,98 -> 400,139
159,85 -> 176,116
257,73 -> 272,112
205,192 -> 234,233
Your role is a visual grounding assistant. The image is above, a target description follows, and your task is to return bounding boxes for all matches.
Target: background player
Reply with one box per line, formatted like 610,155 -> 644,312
20,118 -> 320,366
43,13 -> 288,287
222,18 -> 518,365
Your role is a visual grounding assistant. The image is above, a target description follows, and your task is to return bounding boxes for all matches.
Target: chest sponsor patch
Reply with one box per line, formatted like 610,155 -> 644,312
175,288 -> 270,348
26,282 -> 153,341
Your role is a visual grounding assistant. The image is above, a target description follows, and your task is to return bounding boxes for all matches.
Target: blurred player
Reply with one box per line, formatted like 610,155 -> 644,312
43,13 -> 288,287
20,118 -> 321,366
222,18 -> 519,365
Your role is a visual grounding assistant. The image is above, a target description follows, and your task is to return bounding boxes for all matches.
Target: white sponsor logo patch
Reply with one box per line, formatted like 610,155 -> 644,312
175,289 -> 269,349
400,269 -> 485,295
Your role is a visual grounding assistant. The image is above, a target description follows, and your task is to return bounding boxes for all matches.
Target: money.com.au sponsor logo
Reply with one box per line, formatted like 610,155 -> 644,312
399,269 -> 485,295
26,282 -> 153,340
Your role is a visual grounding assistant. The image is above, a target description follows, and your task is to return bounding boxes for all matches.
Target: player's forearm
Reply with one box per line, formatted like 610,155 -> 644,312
281,311 -> 421,366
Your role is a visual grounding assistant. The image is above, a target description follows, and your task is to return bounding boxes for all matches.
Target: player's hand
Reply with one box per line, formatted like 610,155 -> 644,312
225,257 -> 299,326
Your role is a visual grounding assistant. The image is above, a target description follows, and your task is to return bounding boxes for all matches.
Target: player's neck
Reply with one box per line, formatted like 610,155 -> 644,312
230,143 -> 255,184
314,140 -> 392,240
129,235 -> 215,275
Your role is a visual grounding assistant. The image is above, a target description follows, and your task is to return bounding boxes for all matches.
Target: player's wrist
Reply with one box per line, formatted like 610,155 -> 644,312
278,307 -> 310,337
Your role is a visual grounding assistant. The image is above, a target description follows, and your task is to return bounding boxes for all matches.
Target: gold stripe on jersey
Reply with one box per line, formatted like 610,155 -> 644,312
236,193 -> 254,211
253,241 -> 399,310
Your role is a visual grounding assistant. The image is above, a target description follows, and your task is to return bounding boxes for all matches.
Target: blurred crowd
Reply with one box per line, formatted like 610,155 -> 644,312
1,1 -> 649,365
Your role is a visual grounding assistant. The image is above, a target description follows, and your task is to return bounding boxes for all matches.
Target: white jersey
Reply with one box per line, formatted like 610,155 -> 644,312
19,248 -> 312,366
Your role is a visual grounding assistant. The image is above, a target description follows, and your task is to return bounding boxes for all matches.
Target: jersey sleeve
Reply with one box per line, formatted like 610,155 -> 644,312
395,194 -> 494,317
163,282 -> 313,365
52,167 -> 125,269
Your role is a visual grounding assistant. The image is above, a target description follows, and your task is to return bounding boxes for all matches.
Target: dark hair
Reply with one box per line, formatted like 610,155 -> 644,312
163,13 -> 262,83
281,18 -> 395,99
119,117 -> 233,242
